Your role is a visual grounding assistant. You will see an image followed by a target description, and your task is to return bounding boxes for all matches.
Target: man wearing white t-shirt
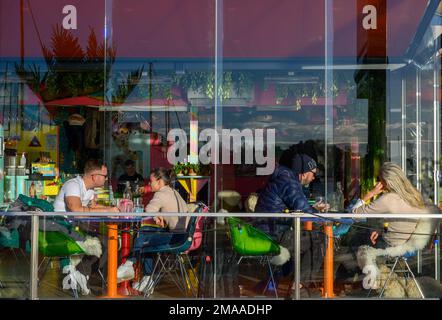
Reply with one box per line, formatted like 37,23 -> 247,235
53,159 -> 119,293
54,159 -> 119,213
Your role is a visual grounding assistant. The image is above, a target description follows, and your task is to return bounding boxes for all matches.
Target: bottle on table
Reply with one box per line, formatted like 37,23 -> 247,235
329,182 -> 344,212
123,181 -> 132,200
20,152 -> 27,167
336,182 -> 344,210
133,197 -> 144,213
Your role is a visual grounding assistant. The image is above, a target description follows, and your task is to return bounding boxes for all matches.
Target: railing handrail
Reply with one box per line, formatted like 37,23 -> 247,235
0,211 -> 441,218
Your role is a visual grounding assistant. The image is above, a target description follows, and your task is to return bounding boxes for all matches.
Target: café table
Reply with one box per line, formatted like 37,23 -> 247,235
299,215 -> 362,298
75,216 -> 142,298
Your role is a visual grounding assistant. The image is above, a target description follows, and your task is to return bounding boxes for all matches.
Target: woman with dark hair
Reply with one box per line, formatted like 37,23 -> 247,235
117,167 -> 188,293
144,167 -> 188,230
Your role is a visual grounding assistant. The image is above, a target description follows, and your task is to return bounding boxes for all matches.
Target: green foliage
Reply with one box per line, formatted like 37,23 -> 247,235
173,162 -> 204,175
274,74 -> 343,109
173,71 -> 254,100
173,162 -> 186,175
15,24 -> 140,103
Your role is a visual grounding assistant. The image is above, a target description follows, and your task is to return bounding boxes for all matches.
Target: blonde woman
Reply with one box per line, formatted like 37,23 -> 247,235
352,162 -> 428,248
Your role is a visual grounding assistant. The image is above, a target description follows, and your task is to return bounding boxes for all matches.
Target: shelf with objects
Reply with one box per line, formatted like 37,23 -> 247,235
172,153 -> 211,205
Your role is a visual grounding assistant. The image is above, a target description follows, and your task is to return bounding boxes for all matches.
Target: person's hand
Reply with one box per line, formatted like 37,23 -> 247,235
109,206 -> 120,213
370,231 -> 379,245
371,182 -> 384,196
154,216 -> 166,228
363,182 -> 384,202
313,201 -> 330,212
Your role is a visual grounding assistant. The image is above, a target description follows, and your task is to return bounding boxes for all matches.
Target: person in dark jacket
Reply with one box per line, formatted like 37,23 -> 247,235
255,153 -> 324,213
255,153 -> 327,296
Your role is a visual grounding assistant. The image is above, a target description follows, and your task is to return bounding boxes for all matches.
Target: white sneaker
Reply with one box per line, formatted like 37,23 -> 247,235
117,260 -> 135,283
62,265 -> 90,295
132,275 -> 153,293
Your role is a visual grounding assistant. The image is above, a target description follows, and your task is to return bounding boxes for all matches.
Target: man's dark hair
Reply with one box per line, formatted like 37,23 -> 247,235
125,159 -> 135,167
84,159 -> 105,174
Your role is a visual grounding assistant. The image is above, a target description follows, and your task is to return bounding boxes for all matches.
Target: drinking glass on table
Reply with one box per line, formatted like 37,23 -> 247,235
313,196 -> 329,212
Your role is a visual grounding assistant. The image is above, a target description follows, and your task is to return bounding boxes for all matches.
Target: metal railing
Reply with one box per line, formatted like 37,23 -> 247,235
0,211 -> 440,300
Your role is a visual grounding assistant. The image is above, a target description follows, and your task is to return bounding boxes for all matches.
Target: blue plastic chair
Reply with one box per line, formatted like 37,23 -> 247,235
137,214 -> 200,297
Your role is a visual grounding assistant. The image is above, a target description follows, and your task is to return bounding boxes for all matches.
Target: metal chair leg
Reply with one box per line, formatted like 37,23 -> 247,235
403,259 -> 425,298
72,288 -> 79,299
378,257 -> 399,298
37,257 -> 52,287
265,257 -> 278,299
98,268 -> 107,289
185,254 -> 199,297
144,254 -> 171,298
179,255 -> 198,297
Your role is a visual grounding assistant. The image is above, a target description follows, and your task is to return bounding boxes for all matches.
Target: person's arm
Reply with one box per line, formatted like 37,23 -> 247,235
90,203 -> 110,209
65,196 -> 119,213
280,177 -> 314,213
144,192 -> 166,227
352,193 -> 390,214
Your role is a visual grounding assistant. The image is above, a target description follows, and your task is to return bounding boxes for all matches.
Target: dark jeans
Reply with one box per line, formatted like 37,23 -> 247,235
254,219 -> 326,283
349,228 -> 388,253
129,226 -> 173,275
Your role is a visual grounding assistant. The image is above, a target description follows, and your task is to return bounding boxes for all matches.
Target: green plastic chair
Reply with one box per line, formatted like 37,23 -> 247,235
20,195 -> 87,297
227,217 -> 281,298
227,217 -> 280,256
1,195 -> 87,297
38,231 -> 85,257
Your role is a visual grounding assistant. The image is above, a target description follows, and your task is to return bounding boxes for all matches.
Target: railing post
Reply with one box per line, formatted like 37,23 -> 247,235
293,216 -> 301,300
30,213 -> 39,300
435,226 -> 440,282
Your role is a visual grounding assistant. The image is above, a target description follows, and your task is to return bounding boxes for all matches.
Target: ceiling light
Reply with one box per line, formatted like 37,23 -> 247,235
302,64 -> 406,71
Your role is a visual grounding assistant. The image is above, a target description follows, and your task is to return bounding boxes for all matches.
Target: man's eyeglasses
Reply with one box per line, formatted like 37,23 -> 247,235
92,174 -> 108,180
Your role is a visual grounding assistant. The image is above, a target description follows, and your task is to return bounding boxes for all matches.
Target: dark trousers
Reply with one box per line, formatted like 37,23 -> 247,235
129,226 -> 172,275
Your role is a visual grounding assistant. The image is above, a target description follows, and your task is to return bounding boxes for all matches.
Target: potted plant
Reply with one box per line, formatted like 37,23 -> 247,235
173,162 -> 185,176
187,163 -> 199,176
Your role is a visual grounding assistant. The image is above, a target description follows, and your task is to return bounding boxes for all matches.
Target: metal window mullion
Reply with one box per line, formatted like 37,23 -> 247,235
434,46 -> 441,281
213,0 -> 224,299
324,0 -> 334,204
30,214 -> 39,300
433,47 -> 440,205
416,67 -> 422,274
416,68 -> 422,192
293,217 -> 301,300
401,76 -> 407,171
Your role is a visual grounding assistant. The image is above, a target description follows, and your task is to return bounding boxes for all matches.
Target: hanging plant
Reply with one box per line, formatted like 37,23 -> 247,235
174,71 -> 253,101
271,73 -> 351,109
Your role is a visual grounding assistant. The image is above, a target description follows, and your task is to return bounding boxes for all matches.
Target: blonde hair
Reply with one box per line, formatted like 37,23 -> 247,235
379,162 -> 425,208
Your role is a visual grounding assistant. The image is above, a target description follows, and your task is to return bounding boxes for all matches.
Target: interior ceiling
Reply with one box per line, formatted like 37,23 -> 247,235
0,0 -> 431,61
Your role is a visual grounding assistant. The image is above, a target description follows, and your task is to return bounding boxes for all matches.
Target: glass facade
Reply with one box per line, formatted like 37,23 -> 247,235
0,0 -> 441,299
